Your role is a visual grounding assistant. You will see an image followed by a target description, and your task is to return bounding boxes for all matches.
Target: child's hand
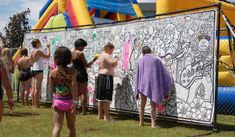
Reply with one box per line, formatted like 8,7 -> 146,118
51,103 -> 54,108
70,102 -> 77,114
8,99 -> 14,113
93,54 -> 99,62
114,56 -> 119,60
46,44 -> 51,48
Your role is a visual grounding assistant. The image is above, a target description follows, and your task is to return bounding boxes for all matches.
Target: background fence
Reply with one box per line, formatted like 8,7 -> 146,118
217,28 -> 235,115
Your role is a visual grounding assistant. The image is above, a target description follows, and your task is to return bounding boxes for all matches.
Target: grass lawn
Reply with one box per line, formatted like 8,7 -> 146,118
0,101 -> 235,137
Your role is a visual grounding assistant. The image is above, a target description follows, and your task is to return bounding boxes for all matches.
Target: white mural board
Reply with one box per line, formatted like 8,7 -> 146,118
24,10 -> 217,125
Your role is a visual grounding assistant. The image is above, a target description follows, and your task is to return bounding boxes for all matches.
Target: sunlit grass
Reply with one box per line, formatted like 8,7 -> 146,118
0,100 -> 234,137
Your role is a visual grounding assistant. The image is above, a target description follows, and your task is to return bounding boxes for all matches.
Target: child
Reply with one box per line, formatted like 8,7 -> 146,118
30,39 -> 50,108
0,43 -> 14,122
17,48 -> 32,106
50,46 -> 77,137
71,38 -> 98,115
96,43 -> 118,121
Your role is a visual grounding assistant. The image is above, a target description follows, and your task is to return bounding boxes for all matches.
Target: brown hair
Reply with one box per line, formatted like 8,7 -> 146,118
142,46 -> 152,55
74,38 -> 87,48
2,48 -> 11,59
103,42 -> 115,51
20,48 -> 28,56
54,46 -> 73,86
31,39 -> 40,48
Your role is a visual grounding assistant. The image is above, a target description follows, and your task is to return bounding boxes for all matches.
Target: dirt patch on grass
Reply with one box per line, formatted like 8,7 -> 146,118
82,127 -> 101,133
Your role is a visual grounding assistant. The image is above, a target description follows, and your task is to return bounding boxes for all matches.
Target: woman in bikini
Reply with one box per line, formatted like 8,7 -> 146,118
17,48 -> 32,105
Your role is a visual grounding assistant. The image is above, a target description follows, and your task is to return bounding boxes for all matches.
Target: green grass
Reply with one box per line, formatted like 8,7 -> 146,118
0,101 -> 235,137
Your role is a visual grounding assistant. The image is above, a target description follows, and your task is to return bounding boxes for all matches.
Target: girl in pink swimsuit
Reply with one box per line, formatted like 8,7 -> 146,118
50,46 -> 77,137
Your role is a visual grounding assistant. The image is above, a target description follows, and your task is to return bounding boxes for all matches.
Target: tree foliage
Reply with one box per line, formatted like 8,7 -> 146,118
0,9 -> 31,48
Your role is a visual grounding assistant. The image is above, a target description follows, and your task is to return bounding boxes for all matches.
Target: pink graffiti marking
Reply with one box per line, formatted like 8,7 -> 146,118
122,37 -> 131,70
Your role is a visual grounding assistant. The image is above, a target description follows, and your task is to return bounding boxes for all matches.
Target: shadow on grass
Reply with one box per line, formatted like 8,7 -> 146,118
39,102 -> 52,108
216,123 -> 235,131
4,112 -> 40,117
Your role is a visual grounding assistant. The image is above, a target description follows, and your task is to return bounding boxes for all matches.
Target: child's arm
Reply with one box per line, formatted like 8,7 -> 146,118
1,68 -> 14,109
49,70 -> 56,93
37,48 -> 51,59
71,70 -> 78,102
104,55 -> 118,67
49,70 -> 56,108
71,70 -> 78,114
79,53 -> 97,68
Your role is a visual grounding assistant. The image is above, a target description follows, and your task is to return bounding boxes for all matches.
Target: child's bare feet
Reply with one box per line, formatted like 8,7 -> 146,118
104,118 -> 112,122
97,116 -> 104,120
82,111 -> 87,115
151,123 -> 157,128
139,120 -> 144,126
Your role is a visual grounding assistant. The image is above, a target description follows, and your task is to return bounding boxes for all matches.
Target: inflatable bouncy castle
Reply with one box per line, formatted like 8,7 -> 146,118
32,0 -> 143,32
32,0 -> 92,32
87,0 -> 143,22
156,0 -> 235,114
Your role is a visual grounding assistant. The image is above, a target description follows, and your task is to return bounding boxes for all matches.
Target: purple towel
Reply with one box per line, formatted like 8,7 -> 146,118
135,54 -> 173,106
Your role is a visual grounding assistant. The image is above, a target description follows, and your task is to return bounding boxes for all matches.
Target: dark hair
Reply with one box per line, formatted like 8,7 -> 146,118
74,38 -> 87,48
103,42 -> 115,51
20,48 -> 28,56
32,39 -> 40,48
142,46 -> 152,55
54,46 -> 73,86
54,46 -> 71,67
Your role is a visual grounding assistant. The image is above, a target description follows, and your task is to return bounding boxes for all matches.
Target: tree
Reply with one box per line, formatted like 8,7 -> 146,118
0,9 -> 31,48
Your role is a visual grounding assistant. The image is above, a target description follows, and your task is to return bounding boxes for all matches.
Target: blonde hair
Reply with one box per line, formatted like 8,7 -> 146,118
103,42 -> 115,51
2,48 -> 11,57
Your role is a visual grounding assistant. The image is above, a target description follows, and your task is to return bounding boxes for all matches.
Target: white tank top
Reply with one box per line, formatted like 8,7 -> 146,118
31,58 -> 44,71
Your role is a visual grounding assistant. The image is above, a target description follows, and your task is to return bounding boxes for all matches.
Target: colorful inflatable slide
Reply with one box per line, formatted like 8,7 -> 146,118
87,0 -> 143,21
32,0 -> 143,32
156,0 -> 235,114
32,0 -> 93,32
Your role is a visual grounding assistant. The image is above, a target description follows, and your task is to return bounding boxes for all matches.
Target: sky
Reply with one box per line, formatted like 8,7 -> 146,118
0,0 -> 234,33
0,0 -> 48,33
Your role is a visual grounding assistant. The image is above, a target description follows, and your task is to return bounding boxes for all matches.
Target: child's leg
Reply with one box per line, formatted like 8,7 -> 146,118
66,109 -> 76,137
140,93 -> 147,126
34,73 -> 43,108
80,82 -> 87,115
103,101 -> 111,121
52,109 -> 64,137
31,77 -> 35,107
97,101 -> 104,119
150,101 -> 157,128
25,78 -> 32,106
20,81 -> 25,105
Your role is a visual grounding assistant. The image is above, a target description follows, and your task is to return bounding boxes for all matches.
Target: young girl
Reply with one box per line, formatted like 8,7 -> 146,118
71,38 -> 98,115
30,39 -> 50,108
2,48 -> 14,79
0,44 -> 14,122
50,46 -> 77,137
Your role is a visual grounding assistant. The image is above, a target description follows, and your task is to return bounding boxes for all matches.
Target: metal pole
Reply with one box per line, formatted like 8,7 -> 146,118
213,2 -> 221,132
225,25 -> 235,72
